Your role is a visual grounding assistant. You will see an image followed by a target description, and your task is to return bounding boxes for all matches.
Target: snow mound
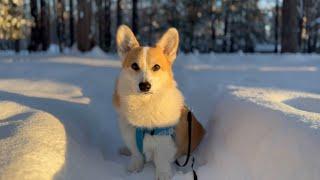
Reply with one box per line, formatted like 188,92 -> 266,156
0,101 -> 66,180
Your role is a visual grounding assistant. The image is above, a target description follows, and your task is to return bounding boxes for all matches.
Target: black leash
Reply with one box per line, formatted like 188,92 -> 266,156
175,111 -> 198,180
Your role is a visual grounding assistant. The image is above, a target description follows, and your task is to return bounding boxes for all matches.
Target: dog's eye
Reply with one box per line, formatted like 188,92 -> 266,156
131,63 -> 140,71
152,64 -> 160,71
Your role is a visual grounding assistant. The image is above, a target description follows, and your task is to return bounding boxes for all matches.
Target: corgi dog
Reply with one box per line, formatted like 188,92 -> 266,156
113,25 -> 205,180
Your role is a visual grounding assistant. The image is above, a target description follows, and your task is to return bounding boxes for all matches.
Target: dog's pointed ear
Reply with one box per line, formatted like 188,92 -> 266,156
156,28 -> 179,63
116,25 -> 140,59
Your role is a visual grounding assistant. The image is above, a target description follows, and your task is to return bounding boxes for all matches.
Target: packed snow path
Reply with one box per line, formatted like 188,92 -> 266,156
0,52 -> 320,180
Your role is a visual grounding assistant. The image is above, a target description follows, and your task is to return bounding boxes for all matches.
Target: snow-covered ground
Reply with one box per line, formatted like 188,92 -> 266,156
0,50 -> 320,180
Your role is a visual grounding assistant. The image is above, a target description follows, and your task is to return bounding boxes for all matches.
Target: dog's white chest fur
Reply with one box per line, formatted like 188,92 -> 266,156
119,88 -> 184,128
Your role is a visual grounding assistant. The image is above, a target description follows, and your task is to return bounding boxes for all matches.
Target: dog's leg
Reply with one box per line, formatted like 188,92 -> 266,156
118,117 -> 144,172
151,136 -> 176,180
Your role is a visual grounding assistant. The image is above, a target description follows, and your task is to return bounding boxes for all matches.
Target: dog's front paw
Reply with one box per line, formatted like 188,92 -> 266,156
127,156 -> 144,173
155,171 -> 172,180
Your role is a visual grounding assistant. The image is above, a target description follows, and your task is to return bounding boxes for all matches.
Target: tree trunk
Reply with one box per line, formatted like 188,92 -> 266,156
96,0 -> 103,47
57,0 -> 65,53
29,0 -> 40,51
148,0 -> 157,45
274,0 -> 279,53
40,0 -> 50,51
104,0 -> 111,51
69,0 -> 74,47
186,1 -> 197,53
117,0 -> 122,27
211,0 -> 216,51
313,29 -> 318,52
223,9 -> 229,52
132,0 -> 138,35
14,40 -> 20,52
281,0 -> 299,52
77,0 -> 92,52
307,26 -> 313,53
298,17 -> 304,50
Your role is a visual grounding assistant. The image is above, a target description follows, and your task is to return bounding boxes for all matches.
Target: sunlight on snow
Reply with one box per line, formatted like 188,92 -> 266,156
0,79 -> 90,104
48,57 -> 121,68
230,86 -> 320,128
186,64 -> 318,72
259,66 -> 318,72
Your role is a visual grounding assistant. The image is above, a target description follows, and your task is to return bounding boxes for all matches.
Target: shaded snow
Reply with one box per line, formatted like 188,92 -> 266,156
0,53 -> 320,179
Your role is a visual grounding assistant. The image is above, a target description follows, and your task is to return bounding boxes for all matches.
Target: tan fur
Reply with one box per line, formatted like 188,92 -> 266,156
156,28 -> 180,63
112,78 -> 120,109
116,25 -> 140,58
174,106 -> 206,158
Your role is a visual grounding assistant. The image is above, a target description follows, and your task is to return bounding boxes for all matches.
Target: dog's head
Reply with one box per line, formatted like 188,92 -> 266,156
116,25 -> 179,95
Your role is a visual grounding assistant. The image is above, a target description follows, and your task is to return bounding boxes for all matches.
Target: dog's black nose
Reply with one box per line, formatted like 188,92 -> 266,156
139,82 -> 151,92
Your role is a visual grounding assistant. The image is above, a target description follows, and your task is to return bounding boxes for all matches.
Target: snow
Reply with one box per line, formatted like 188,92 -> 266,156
0,52 -> 320,180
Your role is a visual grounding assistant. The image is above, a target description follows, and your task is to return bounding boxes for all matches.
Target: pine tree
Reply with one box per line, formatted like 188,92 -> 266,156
0,0 -> 32,51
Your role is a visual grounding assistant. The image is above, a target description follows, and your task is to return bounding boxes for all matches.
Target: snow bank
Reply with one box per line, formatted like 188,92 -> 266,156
0,53 -> 320,179
195,86 -> 320,180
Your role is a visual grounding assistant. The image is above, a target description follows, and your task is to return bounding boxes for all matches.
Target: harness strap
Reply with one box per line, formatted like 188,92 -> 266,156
175,111 -> 198,180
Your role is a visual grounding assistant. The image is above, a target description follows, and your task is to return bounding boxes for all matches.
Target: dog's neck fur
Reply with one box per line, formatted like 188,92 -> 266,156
118,85 -> 184,129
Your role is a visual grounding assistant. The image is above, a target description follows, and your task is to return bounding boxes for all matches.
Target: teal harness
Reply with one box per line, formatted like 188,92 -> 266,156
135,126 -> 175,155
135,111 -> 198,180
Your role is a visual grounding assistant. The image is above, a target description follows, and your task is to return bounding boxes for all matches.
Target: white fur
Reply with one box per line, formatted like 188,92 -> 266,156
142,47 -> 149,76
144,134 -> 177,179
118,115 -> 177,179
118,87 -> 184,128
118,116 -> 144,172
